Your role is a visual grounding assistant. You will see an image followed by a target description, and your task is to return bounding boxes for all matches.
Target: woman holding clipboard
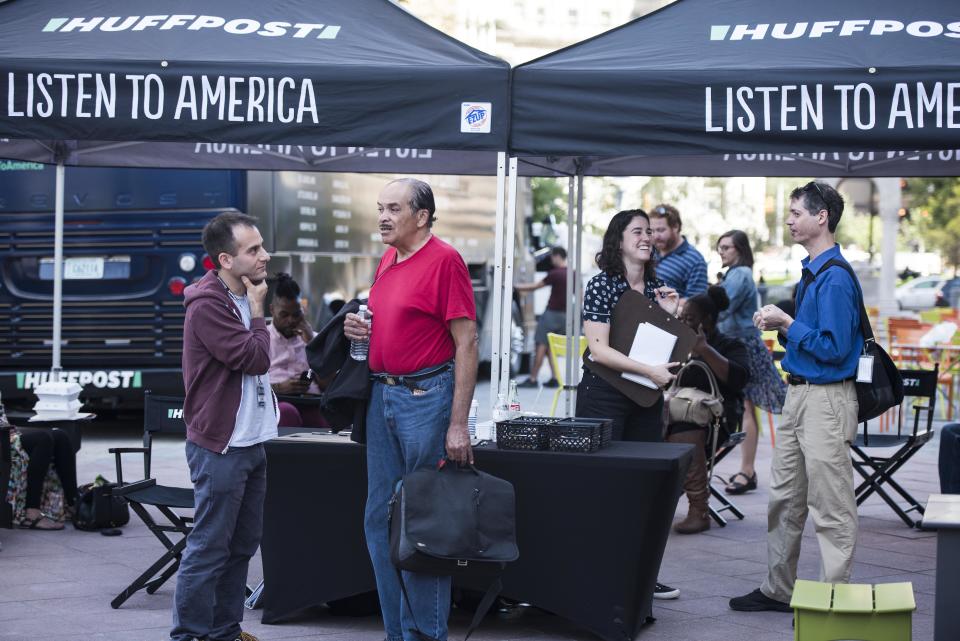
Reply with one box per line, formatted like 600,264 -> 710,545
576,208 -> 682,601
576,208 -> 681,440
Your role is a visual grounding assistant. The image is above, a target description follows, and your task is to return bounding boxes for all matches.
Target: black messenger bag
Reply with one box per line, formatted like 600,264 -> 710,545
799,259 -> 904,423
73,479 -> 130,531
389,460 -> 519,641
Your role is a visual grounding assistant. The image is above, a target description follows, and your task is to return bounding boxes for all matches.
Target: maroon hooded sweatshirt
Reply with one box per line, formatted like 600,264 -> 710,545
181,270 -> 271,453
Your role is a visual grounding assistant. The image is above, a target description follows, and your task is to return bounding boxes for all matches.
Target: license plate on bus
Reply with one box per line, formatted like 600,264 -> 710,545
63,257 -> 105,279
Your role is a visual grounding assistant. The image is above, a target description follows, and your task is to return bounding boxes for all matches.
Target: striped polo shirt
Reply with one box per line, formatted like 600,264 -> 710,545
655,237 -> 708,299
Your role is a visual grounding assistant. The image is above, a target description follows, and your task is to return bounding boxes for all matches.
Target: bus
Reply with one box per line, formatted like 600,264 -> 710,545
0,162 -> 534,410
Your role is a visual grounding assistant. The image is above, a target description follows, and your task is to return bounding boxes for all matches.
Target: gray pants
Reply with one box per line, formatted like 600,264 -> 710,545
171,441 -> 267,641
761,380 -> 859,603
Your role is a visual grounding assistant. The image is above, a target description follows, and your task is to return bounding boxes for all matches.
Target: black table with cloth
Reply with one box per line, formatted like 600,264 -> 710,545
260,435 -> 692,641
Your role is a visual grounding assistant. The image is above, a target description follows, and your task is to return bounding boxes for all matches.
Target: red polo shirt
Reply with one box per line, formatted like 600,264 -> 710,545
368,236 -> 476,375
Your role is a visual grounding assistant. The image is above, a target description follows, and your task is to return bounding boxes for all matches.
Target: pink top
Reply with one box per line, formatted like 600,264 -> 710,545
268,322 -> 320,394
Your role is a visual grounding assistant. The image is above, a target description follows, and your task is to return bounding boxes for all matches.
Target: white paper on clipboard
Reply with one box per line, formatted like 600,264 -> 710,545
620,322 -> 678,389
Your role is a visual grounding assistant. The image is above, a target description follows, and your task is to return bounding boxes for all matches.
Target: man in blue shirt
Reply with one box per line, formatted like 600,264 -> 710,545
730,181 -> 862,613
650,204 -> 708,304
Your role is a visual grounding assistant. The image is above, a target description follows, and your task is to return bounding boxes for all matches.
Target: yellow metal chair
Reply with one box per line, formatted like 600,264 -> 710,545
546,332 -> 588,417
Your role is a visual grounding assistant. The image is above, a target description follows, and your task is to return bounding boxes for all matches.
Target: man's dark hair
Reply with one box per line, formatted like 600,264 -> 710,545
650,203 -> 682,230
790,181 -> 844,233
550,246 -> 567,259
596,209 -> 657,281
389,178 -> 436,228
273,272 -> 300,301
202,211 -> 258,269
717,229 -> 754,269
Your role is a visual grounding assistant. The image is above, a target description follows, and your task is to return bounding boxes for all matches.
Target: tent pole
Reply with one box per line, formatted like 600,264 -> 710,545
51,161 -> 65,381
499,157 -> 519,400
564,176 -> 576,416
490,152 -> 507,413
571,171 -> 585,415
875,178 -> 901,331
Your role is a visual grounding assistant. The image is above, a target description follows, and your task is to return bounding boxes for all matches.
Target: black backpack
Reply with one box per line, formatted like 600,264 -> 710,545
799,259 -> 904,423
389,461 -> 519,641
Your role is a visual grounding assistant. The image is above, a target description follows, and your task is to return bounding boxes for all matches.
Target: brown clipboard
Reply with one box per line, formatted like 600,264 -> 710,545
583,289 -> 697,407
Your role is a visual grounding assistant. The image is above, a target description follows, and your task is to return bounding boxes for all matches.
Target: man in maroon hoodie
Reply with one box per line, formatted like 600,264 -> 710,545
170,212 -> 276,641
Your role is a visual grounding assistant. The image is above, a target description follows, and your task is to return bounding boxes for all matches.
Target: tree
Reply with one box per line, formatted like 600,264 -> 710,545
530,177 -> 568,223
904,178 -> 960,274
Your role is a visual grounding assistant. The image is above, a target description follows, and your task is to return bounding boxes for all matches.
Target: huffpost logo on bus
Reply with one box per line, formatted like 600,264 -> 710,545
17,370 -> 142,390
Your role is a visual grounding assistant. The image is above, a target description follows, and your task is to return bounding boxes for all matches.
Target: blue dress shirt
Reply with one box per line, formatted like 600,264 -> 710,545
781,244 -> 863,384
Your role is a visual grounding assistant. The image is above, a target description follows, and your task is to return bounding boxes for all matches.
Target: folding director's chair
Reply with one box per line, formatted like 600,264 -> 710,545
109,392 -> 194,608
708,429 -> 746,527
851,366 -> 938,528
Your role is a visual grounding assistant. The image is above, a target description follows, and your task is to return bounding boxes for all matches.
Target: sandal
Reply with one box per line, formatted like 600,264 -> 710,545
19,512 -> 65,531
725,472 -> 757,495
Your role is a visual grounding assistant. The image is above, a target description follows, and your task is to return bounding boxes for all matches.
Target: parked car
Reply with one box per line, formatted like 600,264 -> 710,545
936,277 -> 960,308
896,276 -> 946,310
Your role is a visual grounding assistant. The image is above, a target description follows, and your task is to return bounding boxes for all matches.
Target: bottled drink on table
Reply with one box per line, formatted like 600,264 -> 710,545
508,379 -> 521,416
492,393 -> 510,423
349,304 -> 371,361
468,399 -> 479,441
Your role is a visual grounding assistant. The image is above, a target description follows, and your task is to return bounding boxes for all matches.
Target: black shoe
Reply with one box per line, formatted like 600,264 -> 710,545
729,588 -> 792,612
543,378 -> 560,388
517,378 -> 539,388
653,582 -> 680,599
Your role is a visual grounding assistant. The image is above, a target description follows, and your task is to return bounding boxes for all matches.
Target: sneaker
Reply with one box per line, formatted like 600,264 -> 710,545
543,378 -> 560,388
653,582 -> 680,599
517,378 -> 540,388
729,588 -> 792,612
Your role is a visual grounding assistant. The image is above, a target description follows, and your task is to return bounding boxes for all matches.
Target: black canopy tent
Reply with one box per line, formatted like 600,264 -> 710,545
0,0 -> 512,375
0,0 -> 508,149
511,0 -> 960,157
494,0 -> 960,415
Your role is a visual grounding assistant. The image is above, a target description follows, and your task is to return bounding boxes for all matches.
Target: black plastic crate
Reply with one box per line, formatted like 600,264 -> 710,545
546,417 -> 613,453
495,416 -> 556,451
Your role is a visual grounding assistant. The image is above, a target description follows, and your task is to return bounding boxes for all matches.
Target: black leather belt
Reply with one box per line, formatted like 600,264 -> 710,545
371,362 -> 452,390
787,374 -> 853,386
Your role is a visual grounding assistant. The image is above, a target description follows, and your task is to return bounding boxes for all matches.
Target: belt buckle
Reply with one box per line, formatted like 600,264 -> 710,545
384,376 -> 397,386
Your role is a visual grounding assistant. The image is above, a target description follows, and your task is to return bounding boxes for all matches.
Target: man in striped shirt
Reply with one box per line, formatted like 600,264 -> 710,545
650,204 -> 708,305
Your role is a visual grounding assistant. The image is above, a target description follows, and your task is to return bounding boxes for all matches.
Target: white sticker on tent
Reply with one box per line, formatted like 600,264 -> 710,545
461,102 -> 492,134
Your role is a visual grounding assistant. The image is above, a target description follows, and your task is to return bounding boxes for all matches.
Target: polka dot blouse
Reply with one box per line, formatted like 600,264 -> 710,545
582,271 -> 665,324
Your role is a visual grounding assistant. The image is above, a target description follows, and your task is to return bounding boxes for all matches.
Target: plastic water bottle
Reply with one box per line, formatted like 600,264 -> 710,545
349,304 -> 371,361
468,399 -> 479,441
508,379 -> 521,416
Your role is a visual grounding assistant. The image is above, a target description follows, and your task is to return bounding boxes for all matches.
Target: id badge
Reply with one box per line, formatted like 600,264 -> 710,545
856,355 -> 874,383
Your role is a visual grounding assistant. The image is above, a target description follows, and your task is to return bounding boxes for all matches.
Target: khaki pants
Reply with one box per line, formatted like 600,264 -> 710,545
761,379 -> 859,603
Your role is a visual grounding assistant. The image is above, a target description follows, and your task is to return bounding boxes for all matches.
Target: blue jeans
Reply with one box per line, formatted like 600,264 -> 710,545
171,441 -> 267,641
364,367 -> 453,641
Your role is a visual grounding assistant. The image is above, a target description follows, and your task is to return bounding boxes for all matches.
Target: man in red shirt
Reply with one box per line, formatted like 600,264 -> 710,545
515,246 -> 568,388
344,177 -> 477,641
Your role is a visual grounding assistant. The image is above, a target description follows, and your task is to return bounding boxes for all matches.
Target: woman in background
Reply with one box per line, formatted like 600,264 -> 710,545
715,230 -> 786,495
667,286 -> 749,534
